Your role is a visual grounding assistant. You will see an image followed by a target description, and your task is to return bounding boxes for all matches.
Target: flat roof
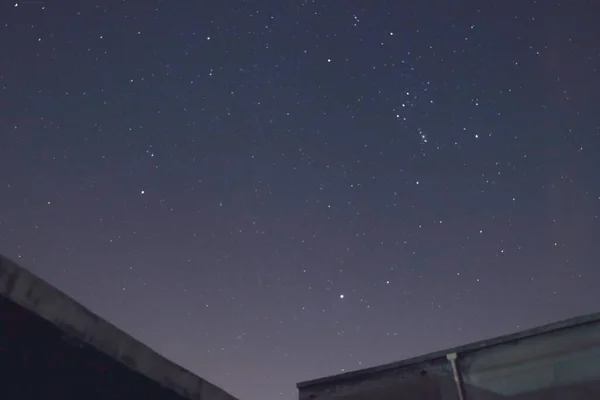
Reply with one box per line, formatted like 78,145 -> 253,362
0,254 -> 238,400
297,310 -> 600,390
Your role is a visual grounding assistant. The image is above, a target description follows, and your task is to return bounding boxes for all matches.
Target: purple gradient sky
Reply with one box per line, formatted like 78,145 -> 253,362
1,1 -> 599,399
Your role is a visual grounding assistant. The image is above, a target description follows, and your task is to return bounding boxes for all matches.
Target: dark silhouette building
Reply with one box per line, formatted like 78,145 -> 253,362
0,254 -> 238,400
297,311 -> 600,400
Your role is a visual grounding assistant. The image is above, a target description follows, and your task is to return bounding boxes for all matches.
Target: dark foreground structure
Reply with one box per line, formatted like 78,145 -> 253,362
0,254 -> 237,400
298,312 -> 600,400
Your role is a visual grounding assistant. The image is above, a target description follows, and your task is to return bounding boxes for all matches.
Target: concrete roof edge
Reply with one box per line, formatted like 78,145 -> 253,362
296,310 -> 600,390
0,254 -> 239,400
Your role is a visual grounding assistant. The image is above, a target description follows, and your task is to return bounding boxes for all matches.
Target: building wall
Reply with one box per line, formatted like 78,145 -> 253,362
298,358 -> 460,400
0,255 -> 237,400
298,316 -> 600,400
0,295 -> 190,398
459,317 -> 600,400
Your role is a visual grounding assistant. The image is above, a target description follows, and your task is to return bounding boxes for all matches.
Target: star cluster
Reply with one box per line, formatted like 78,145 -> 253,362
1,1 -> 600,399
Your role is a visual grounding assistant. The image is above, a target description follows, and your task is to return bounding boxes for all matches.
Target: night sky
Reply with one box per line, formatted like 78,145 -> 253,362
2,1 -> 600,399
